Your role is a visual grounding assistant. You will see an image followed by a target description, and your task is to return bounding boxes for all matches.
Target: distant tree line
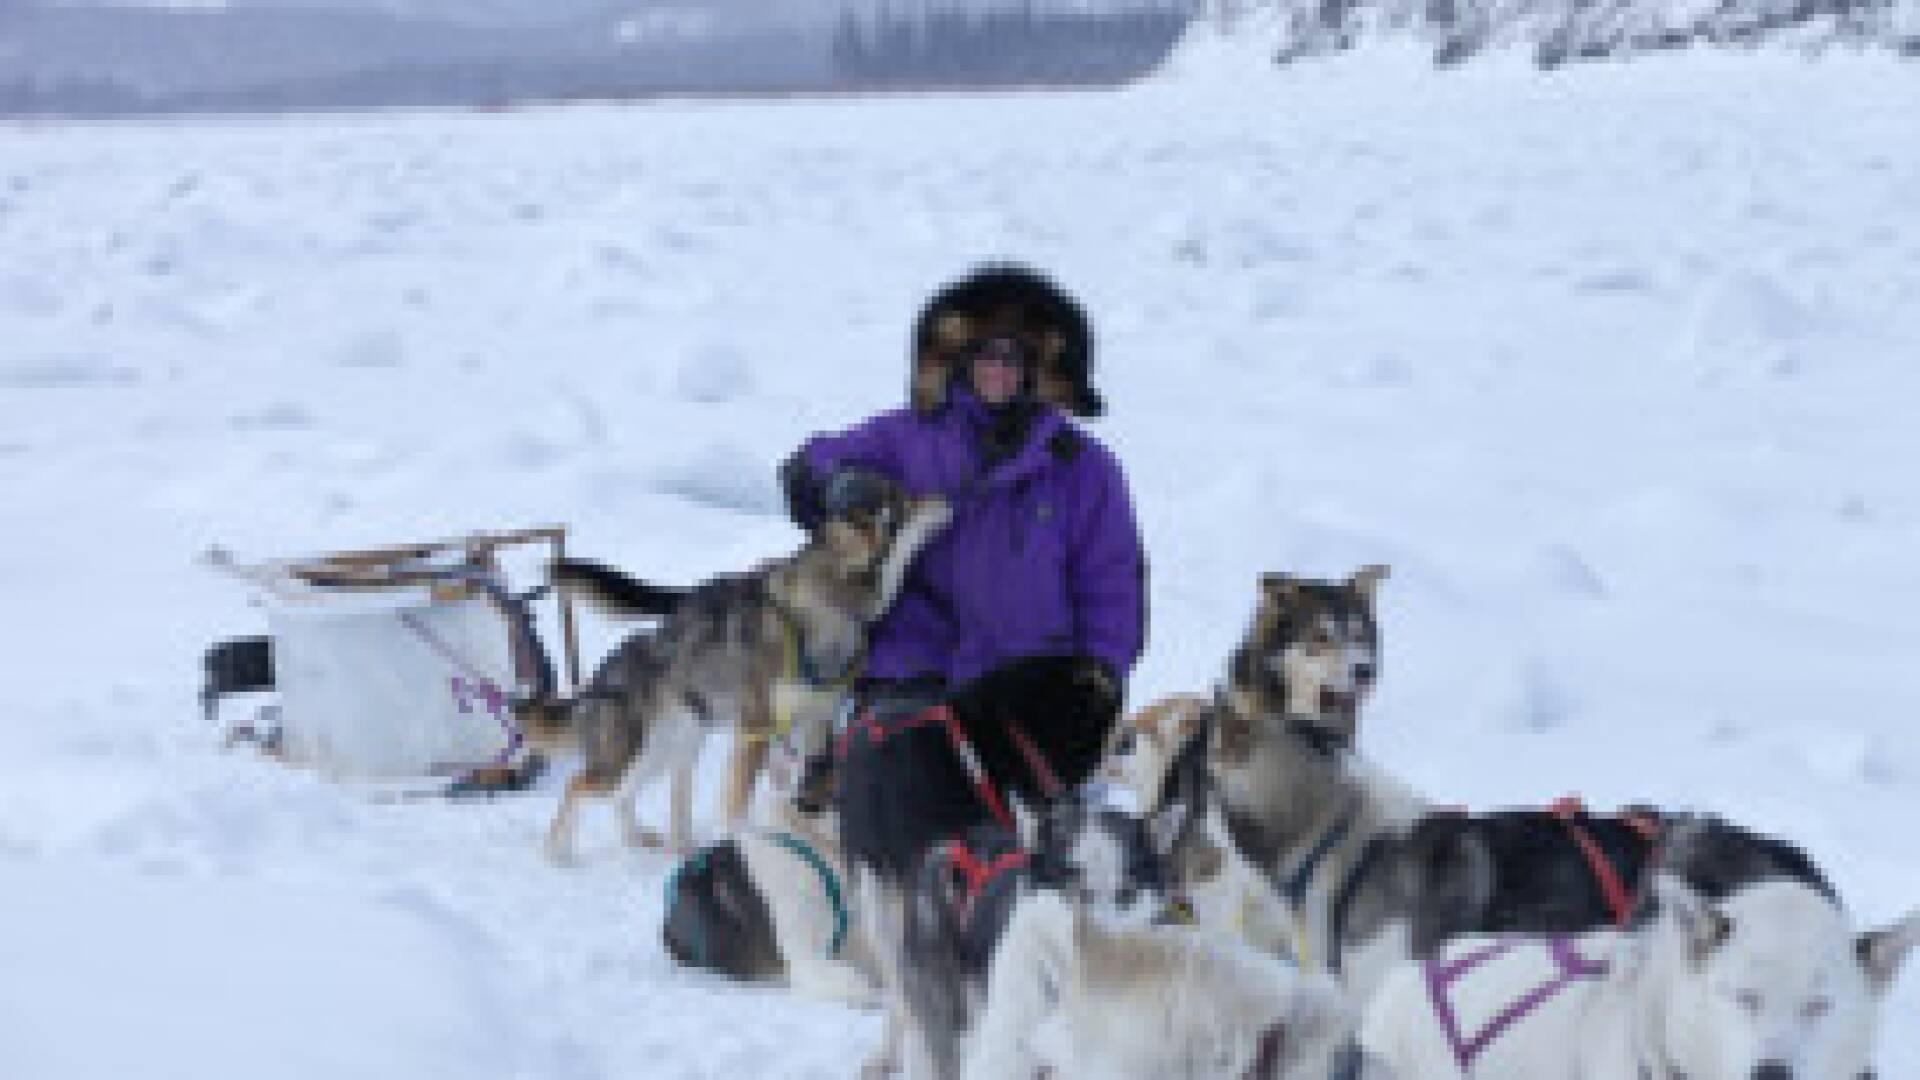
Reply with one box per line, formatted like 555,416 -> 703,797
0,76 -> 156,115
0,33 -> 833,116
830,2 -> 1195,84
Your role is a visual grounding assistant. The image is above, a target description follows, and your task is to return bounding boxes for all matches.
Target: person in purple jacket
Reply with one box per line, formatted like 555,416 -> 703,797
781,264 -> 1147,876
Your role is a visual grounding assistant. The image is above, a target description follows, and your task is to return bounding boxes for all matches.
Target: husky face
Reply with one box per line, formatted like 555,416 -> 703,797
1229,566 -> 1387,743
1100,694 -> 1212,809
1655,879 -> 1917,1080
1024,797 -> 1182,931
819,491 -> 904,576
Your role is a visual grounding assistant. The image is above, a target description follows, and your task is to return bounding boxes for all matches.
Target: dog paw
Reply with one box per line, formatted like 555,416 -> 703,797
543,838 -> 579,867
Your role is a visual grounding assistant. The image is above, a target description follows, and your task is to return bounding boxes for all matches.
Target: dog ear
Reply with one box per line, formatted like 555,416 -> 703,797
1349,564 -> 1390,599
1654,874 -> 1731,966
1857,909 -> 1920,995
1260,573 -> 1299,606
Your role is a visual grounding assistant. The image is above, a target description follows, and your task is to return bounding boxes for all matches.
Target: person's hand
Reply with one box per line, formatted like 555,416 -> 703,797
819,466 -> 896,517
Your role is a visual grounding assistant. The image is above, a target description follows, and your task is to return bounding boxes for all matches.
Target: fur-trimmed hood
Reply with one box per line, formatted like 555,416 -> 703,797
909,264 -> 1102,418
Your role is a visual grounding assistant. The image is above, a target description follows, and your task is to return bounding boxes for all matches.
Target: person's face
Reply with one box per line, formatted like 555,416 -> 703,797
969,337 -> 1027,405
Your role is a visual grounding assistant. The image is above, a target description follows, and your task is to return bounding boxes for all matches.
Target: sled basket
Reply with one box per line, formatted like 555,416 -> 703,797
201,526 -> 581,783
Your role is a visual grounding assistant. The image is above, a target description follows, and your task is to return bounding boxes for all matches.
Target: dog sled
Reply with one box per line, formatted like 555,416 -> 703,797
200,526 -> 584,796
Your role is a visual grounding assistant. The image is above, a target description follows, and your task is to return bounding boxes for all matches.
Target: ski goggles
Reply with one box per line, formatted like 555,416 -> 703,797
959,334 -> 1036,371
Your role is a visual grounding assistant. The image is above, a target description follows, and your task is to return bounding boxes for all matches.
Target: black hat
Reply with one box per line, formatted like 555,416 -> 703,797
908,263 -> 1102,418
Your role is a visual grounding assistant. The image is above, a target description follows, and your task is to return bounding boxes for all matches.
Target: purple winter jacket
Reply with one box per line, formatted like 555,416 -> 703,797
799,391 -> 1146,687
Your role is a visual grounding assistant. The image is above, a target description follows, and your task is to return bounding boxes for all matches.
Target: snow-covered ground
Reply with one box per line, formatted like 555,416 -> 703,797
3,47 -> 1919,1079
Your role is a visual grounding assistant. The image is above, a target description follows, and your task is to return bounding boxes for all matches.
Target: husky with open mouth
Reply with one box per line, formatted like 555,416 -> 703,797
1150,573 -> 1846,1007
1228,566 -> 1389,749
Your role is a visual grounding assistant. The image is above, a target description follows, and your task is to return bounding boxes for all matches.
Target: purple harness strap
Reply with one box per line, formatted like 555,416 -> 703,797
1424,936 -> 1608,1069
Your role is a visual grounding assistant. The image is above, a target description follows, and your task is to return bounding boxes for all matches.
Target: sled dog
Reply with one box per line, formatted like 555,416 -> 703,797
1229,566 -> 1389,748
1359,874 -> 1919,1079
544,472 -> 950,861
1158,681 -> 1839,1002
661,789 -> 880,1005
1099,692 -> 1297,957
966,886 -> 1399,1080
872,795 -> 1184,1080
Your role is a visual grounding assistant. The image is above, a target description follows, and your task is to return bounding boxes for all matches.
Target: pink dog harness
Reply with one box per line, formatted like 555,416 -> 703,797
1423,936 -> 1609,1069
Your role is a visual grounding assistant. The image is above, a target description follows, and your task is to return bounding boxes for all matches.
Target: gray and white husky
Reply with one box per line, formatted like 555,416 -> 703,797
544,473 -> 951,862
1163,690 -> 1851,1005
1154,570 -> 1848,1004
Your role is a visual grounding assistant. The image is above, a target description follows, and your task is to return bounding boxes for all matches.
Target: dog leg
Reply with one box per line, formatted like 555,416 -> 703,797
858,868 -> 912,1079
723,730 -> 770,833
668,754 -> 697,854
621,705 -> 703,853
741,834 -> 877,1006
612,752 -> 668,852
960,893 -> 1072,1080
546,775 -> 604,865
619,801 -> 664,851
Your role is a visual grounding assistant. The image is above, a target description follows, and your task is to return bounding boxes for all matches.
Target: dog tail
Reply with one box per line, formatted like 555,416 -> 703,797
551,558 -> 689,619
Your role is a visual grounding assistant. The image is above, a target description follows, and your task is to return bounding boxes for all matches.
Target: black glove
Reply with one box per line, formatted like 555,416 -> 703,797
780,455 -> 895,534
973,654 -> 1120,713
820,467 -> 896,517
1069,655 -> 1122,719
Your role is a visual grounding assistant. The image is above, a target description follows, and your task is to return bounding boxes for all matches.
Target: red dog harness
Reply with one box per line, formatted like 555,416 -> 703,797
839,701 -> 1063,834
1549,796 -> 1661,927
942,840 -> 1029,926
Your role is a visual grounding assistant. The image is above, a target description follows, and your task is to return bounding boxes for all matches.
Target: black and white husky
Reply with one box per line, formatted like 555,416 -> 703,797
883,794 -> 1182,1080
660,796 -> 880,1005
1098,693 -> 1298,956
1360,874 -> 1919,1079
1159,689 -> 1847,1004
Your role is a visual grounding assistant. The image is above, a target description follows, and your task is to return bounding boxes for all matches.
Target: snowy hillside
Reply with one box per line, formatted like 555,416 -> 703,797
3,52 -> 1918,1078
1175,0 -> 1920,69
